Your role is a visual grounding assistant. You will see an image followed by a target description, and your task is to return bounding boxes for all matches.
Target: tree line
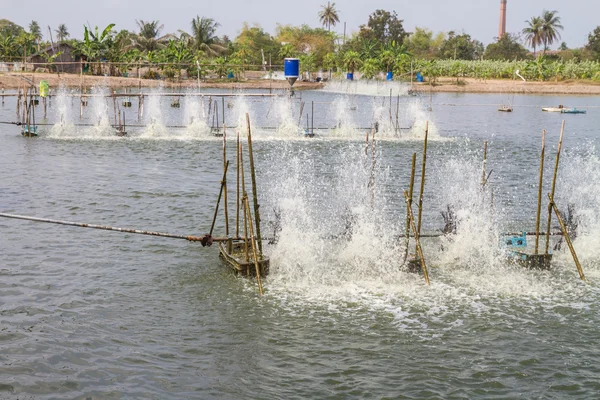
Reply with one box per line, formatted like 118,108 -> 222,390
1,5 -> 600,82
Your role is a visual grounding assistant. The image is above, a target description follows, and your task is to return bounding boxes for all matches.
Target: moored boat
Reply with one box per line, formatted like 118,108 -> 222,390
561,108 -> 586,114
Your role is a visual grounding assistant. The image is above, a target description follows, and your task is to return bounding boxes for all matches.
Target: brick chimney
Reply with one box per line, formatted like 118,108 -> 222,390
498,0 -> 507,39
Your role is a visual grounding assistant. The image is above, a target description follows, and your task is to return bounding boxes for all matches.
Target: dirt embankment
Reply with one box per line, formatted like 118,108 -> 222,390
0,72 -> 323,91
2,73 -> 600,95
411,77 -> 600,95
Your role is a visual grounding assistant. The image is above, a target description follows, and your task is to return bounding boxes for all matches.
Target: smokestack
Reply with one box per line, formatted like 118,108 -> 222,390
498,0 -> 507,39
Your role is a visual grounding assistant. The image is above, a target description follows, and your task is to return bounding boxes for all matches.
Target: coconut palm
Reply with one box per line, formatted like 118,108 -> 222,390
318,2 -> 340,32
540,10 -> 563,53
343,50 -> 362,74
29,21 -> 42,48
185,16 -> 226,56
522,16 -> 543,56
56,24 -> 69,42
134,20 -> 166,52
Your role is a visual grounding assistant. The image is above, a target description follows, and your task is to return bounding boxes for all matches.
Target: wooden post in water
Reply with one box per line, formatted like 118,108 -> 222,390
404,190 -> 431,285
113,91 -> 117,126
403,153 -> 417,264
222,96 -> 225,126
370,127 -> 376,208
545,120 -> 565,255
548,195 -> 585,281
416,121 -> 429,238
535,130 -> 546,254
245,113 -> 263,254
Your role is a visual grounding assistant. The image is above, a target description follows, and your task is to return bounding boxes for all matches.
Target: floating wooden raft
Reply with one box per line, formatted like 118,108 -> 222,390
218,240 -> 270,277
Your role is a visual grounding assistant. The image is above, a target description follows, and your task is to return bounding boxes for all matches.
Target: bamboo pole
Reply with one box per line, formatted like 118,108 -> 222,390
245,113 -> 263,254
222,96 -> 225,126
548,194 -> 585,281
404,191 -> 430,285
0,212 -> 229,244
535,130 -> 546,254
223,125 -> 229,236
545,120 -> 565,255
244,197 -> 264,295
481,140 -> 488,186
236,130 -> 240,237
370,127 -> 376,208
416,121 -> 429,238
403,153 -> 417,264
298,101 -> 305,126
240,142 -> 249,262
209,161 -> 230,236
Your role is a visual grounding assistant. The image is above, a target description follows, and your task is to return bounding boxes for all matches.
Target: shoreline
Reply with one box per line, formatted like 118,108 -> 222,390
2,73 -> 600,95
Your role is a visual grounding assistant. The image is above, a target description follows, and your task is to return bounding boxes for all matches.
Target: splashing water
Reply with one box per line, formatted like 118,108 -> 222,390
140,90 -> 168,138
183,95 -> 211,138
322,79 -> 410,97
48,87 -> 77,137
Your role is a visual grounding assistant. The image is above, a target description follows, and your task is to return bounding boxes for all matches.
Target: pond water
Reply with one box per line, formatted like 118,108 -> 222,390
1,81 -> 600,399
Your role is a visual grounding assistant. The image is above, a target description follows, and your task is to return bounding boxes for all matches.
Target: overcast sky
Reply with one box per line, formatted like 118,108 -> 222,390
3,0 -> 596,49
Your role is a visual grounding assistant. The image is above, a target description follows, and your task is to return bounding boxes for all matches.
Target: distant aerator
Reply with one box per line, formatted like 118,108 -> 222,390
284,58 -> 300,88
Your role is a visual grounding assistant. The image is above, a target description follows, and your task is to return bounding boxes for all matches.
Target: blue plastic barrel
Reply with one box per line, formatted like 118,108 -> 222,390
346,72 -> 354,80
386,71 -> 393,81
284,58 -> 300,78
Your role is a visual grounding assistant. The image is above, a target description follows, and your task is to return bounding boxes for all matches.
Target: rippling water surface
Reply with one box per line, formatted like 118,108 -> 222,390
1,85 -> 600,399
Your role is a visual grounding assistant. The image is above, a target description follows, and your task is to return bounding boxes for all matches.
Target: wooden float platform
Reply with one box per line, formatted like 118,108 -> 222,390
218,240 -> 269,277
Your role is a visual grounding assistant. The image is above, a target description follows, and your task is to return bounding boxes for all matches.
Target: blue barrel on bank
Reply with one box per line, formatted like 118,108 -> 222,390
386,71 -> 393,81
346,72 -> 354,80
284,58 -> 299,87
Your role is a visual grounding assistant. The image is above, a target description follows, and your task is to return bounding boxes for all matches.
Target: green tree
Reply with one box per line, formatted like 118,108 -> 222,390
279,43 -> 296,59
540,10 -> 563,53
343,50 -> 362,73
360,9 -> 407,47
56,24 -> 70,42
586,27 -> 600,60
360,58 -> 380,79
318,2 -> 340,32
234,23 -> 280,65
484,33 -> 529,60
438,31 -> 484,60
522,16 -> 543,55
0,19 -> 24,36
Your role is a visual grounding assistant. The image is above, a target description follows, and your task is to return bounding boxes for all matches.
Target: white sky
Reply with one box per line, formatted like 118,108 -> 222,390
3,0 -> 595,49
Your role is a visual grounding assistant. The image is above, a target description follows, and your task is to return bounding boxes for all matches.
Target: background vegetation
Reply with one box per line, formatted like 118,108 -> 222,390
2,4 -> 600,82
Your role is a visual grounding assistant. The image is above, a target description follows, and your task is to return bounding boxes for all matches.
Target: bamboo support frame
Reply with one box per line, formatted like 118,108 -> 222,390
545,120 -> 565,254
236,130 -> 240,238
535,130 -> 546,254
404,191 -> 431,285
548,195 -> 586,281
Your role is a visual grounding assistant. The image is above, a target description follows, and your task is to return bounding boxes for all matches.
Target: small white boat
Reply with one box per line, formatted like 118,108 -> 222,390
542,105 -> 565,112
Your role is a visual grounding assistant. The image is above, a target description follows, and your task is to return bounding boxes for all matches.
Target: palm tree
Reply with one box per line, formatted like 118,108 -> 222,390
29,21 -> 42,50
134,20 -> 165,52
522,16 -> 543,56
540,10 -> 563,54
318,2 -> 340,32
56,24 -> 69,42
186,16 -> 225,56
